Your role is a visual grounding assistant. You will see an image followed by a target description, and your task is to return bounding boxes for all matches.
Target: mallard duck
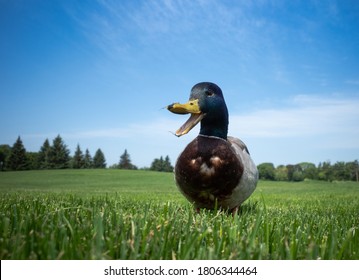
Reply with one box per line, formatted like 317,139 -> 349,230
167,82 -> 258,214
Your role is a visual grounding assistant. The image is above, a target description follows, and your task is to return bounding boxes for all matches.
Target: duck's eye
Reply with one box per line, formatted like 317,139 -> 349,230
206,91 -> 214,97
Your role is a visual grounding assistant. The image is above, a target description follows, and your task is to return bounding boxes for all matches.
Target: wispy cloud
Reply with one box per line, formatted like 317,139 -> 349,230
23,95 -> 359,166
69,0 -> 351,90
66,0 -> 275,63
26,95 -> 359,145
229,95 -> 359,142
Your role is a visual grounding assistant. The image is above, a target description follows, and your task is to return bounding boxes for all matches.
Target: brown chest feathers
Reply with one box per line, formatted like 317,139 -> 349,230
175,135 -> 243,209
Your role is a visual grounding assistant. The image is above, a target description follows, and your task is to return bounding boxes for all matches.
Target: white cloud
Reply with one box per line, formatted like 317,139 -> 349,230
25,118 -> 182,140
22,95 -> 359,167
226,95 -> 359,165
27,94 -> 359,148
229,95 -> 359,141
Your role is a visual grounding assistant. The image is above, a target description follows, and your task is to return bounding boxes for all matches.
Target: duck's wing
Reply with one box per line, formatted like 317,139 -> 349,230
227,136 -> 250,155
226,136 -> 258,209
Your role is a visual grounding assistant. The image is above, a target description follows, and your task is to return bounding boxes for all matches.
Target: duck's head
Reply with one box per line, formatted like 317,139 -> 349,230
167,82 -> 229,139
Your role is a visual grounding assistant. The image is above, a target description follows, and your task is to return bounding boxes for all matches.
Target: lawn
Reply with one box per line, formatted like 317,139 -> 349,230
0,169 -> 358,259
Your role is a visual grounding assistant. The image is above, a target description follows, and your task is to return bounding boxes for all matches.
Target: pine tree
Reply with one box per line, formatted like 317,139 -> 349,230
83,149 -> 93,168
118,149 -> 137,170
50,135 -> 70,169
8,136 -> 28,170
164,155 -> 173,172
26,152 -> 39,170
150,155 -> 173,172
150,156 -> 164,171
38,139 -> 51,169
93,148 -> 106,168
72,144 -> 84,169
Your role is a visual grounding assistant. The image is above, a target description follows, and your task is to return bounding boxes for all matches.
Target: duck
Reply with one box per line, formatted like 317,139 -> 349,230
167,82 -> 258,214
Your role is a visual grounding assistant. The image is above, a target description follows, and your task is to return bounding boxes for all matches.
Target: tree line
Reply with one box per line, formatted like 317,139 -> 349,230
258,161 -> 359,182
2,135 -> 358,181
0,135 -> 173,172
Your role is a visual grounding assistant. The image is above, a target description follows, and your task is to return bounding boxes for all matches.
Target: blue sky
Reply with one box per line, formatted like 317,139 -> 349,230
1,0 -> 358,168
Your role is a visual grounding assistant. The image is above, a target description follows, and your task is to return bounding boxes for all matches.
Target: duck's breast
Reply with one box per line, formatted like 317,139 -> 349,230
174,135 -> 243,209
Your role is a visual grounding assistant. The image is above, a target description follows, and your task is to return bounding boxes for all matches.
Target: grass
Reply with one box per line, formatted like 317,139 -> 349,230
0,169 -> 358,260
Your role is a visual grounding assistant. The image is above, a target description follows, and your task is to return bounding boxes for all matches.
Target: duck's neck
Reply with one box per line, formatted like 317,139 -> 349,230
199,118 -> 228,140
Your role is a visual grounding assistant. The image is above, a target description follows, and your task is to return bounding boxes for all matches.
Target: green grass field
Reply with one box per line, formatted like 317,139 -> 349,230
0,169 -> 358,260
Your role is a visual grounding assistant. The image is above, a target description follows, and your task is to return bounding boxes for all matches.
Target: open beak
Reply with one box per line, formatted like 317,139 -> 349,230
167,99 -> 205,136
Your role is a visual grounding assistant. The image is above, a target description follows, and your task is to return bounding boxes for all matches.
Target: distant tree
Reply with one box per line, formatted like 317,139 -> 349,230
299,162 -> 317,180
292,170 -> 304,182
72,144 -> 85,169
286,164 -> 303,181
318,161 -> 334,181
0,144 -> 11,171
26,152 -> 39,170
150,155 -> 173,172
286,164 -> 295,181
118,149 -> 137,170
38,139 -> 51,169
8,136 -> 28,170
164,155 -> 173,172
347,160 -> 359,182
93,148 -> 106,168
274,165 -> 288,181
150,157 -> 163,171
257,163 -> 275,180
317,162 -> 325,180
332,161 -> 349,181
50,135 -> 70,169
108,163 -> 119,169
83,149 -> 93,168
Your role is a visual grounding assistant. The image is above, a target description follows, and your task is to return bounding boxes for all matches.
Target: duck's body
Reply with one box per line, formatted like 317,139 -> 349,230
175,134 -> 258,210
167,82 -> 258,212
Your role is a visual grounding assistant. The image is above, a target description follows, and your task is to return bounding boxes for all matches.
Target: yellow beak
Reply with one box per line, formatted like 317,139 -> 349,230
167,99 -> 205,136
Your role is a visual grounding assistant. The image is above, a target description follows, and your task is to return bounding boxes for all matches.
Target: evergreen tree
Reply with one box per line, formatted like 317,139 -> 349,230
150,157 -> 163,171
118,149 -> 137,170
164,155 -> 173,172
38,138 -> 51,169
150,155 -> 173,172
50,135 -> 70,169
8,136 -> 28,170
93,148 -> 106,168
72,144 -> 84,169
0,144 -> 11,171
83,149 -> 93,168
26,152 -> 39,170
